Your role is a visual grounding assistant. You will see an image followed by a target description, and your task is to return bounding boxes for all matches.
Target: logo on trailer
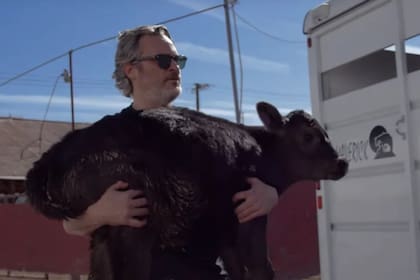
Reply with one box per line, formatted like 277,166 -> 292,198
369,125 -> 395,159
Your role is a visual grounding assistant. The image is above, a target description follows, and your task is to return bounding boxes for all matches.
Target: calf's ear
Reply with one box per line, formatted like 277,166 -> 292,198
256,102 -> 284,131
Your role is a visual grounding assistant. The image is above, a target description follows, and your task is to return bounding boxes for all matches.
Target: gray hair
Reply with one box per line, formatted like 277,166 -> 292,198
112,25 -> 172,97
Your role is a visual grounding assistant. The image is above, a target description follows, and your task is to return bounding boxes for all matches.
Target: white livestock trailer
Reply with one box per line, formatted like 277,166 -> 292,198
304,0 -> 420,279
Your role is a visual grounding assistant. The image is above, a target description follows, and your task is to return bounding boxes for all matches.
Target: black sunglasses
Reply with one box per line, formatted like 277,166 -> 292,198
131,54 -> 187,70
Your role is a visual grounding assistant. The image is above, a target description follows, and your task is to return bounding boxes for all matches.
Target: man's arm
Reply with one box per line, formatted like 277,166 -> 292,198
232,177 -> 278,223
63,181 -> 149,236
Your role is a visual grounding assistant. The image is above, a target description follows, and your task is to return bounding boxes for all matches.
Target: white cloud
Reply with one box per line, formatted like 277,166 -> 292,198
243,112 -> 262,125
201,108 -> 235,118
386,44 -> 420,55
406,44 -> 420,55
200,102 -> 301,125
177,42 -> 289,73
0,94 -> 194,111
172,98 -> 193,107
203,99 -> 298,113
0,93 -> 310,125
198,100 -> 248,110
0,94 -> 129,110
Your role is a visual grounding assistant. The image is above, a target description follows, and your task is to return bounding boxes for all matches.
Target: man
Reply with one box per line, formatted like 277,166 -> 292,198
63,24 -> 278,277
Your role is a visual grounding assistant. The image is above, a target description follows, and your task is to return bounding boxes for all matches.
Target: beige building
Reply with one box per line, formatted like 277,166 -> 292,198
0,117 -> 88,201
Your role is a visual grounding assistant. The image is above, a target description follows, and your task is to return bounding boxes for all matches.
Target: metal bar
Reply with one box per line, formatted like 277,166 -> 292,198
393,0 -> 420,273
223,0 -> 240,124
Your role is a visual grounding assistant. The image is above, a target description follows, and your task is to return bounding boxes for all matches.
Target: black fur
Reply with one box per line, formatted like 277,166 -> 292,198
25,102 -> 348,280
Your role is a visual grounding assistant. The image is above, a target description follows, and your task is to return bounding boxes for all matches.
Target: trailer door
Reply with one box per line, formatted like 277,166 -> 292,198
305,0 -> 420,279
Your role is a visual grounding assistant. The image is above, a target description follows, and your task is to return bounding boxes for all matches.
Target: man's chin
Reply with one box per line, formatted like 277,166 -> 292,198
165,89 -> 181,105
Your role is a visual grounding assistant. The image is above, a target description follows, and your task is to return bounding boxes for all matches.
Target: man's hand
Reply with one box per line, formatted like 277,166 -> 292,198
92,181 -> 148,227
232,177 -> 278,223
63,181 -> 149,236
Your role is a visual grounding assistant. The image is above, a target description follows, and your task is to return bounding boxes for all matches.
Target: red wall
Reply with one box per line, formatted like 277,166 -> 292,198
0,204 -> 89,274
267,181 -> 320,279
0,181 -> 319,278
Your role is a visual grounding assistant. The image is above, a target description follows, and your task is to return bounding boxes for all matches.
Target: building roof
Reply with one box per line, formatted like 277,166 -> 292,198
0,117 -> 89,178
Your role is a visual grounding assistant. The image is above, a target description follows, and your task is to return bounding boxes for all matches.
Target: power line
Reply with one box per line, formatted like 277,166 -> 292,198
157,4 -> 225,25
0,78 -> 308,98
0,76 -> 113,87
72,5 -> 226,53
20,72 -> 63,160
0,3 -> 225,88
1,74 -> 307,96
234,12 -> 304,44
39,72 -> 66,151
0,53 -> 68,87
0,72 -> 111,83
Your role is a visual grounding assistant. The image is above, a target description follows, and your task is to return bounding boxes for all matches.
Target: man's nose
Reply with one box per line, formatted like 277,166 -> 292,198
168,59 -> 180,72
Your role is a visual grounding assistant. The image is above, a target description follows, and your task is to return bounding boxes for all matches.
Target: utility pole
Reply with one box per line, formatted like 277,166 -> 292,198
223,0 -> 241,123
193,83 -> 210,111
67,50 -> 75,131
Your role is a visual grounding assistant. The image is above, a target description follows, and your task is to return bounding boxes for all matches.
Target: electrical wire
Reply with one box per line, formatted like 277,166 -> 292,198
234,11 -> 304,44
38,73 -> 63,153
2,77 -> 301,96
0,72 -> 110,83
0,53 -> 68,87
2,2 -> 308,123
157,4 -> 225,26
19,73 -> 63,160
0,75 -> 112,89
0,4 -> 225,88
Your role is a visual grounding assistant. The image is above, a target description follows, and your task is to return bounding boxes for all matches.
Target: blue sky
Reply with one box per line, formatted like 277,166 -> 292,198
0,0 -> 322,125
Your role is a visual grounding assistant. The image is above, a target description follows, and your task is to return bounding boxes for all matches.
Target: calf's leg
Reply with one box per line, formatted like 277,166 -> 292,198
239,217 -> 274,280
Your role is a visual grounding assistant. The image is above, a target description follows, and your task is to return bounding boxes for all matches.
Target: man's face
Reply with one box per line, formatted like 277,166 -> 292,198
126,34 -> 182,108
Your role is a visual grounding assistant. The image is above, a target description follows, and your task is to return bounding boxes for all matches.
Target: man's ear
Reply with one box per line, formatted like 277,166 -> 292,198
256,102 -> 285,131
123,63 -> 136,80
